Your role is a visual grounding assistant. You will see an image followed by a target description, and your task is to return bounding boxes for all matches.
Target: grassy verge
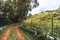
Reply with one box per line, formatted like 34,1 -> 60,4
8,27 -> 18,40
19,29 -> 36,40
0,25 -> 8,36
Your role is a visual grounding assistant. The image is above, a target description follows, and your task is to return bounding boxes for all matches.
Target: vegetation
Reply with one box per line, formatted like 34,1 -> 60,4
8,28 -> 18,40
0,0 -> 60,40
0,0 -> 39,26
19,8 -> 60,40
0,0 -> 39,40
0,25 -> 8,36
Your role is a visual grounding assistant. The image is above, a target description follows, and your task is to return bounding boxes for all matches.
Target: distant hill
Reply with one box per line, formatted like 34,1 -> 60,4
25,8 -> 60,23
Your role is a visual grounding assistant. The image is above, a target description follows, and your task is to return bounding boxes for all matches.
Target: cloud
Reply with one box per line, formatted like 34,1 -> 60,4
29,0 -> 60,15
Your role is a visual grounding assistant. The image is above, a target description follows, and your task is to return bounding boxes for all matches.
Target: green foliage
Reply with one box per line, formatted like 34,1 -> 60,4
0,25 -> 8,36
0,0 -> 39,24
19,9 -> 60,39
8,28 -> 18,40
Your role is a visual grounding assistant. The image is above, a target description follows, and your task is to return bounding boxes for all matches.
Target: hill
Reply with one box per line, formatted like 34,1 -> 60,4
25,9 -> 60,23
19,8 -> 60,39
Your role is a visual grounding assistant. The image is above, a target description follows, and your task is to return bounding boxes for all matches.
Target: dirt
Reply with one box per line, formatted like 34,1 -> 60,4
15,24 -> 26,40
1,26 -> 12,40
0,24 -> 26,40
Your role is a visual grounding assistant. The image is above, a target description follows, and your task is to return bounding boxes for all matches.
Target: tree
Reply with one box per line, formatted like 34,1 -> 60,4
0,0 -> 19,23
0,0 -> 39,25
29,13 -> 32,17
18,0 -> 39,23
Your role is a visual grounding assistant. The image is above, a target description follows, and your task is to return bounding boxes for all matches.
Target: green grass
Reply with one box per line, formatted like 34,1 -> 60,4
8,28 -> 18,40
0,25 -> 8,36
20,29 -> 36,40
19,9 -> 60,39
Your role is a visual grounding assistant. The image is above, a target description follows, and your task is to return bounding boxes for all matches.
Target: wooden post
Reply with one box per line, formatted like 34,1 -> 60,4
51,12 -> 55,36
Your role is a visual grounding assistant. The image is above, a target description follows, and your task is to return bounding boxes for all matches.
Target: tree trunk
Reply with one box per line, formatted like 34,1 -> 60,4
18,0 -> 24,23
18,18 -> 23,23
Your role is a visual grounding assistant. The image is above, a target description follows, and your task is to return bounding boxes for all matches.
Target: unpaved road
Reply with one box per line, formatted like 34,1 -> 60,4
15,24 -> 26,40
1,26 -> 12,40
0,24 -> 26,40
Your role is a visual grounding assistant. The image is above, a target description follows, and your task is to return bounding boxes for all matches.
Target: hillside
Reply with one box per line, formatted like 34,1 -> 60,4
19,9 -> 60,40
25,9 -> 60,23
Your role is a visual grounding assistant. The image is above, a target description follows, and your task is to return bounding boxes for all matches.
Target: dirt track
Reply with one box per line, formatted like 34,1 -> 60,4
1,26 -> 12,40
0,24 -> 26,40
15,24 -> 26,40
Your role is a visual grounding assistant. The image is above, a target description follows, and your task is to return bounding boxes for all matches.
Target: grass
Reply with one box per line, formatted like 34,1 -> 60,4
19,9 -> 60,39
0,25 -> 8,36
8,27 -> 18,40
20,29 -> 37,40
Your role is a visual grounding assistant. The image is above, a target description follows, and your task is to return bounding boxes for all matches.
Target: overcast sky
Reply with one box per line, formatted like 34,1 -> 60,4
29,0 -> 60,15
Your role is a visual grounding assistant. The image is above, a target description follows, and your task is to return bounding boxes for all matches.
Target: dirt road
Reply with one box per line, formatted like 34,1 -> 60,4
0,24 -> 26,40
15,24 -> 26,40
1,26 -> 12,40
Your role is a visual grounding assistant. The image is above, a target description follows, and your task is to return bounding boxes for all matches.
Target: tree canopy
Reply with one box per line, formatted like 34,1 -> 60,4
0,0 -> 39,26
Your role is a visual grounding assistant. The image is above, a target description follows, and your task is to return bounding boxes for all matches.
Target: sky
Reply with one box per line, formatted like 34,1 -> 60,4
2,0 -> 60,15
29,0 -> 60,15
